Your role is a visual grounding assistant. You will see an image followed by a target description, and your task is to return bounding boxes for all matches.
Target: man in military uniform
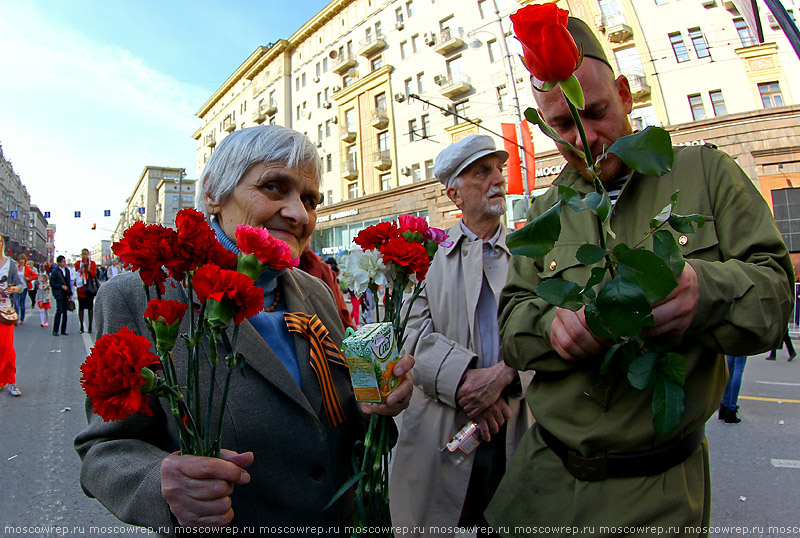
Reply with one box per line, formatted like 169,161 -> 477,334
485,18 -> 794,537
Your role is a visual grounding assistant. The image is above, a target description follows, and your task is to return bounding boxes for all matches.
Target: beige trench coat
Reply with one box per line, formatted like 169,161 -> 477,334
389,222 -> 533,537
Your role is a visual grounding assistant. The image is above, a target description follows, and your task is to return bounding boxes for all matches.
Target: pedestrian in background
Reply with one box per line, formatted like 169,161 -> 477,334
25,260 -> 38,309
49,255 -> 72,336
74,248 -> 98,334
36,272 -> 52,328
767,331 -> 795,361
0,235 -> 24,397
720,356 -> 747,424
13,254 -> 28,325
106,259 -> 121,279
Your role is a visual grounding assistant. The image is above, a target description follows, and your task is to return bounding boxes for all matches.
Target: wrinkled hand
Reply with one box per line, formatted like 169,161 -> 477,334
359,354 -> 415,417
456,362 -> 515,418
642,262 -> 699,339
474,399 -> 512,442
550,306 -> 609,361
161,449 -> 253,529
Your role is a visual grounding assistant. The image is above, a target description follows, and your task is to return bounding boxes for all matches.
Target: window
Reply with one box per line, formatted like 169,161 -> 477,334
411,34 -> 419,53
454,100 -> 469,124
326,154 -> 333,172
317,92 -> 322,108
758,81 -> 784,108
496,84 -> 508,111
296,105 -> 301,120
446,55 -> 465,79
669,32 -> 690,63
425,159 -> 434,180
325,119 -> 332,137
345,108 -> 356,131
295,77 -> 300,91
375,21 -> 382,36
348,182 -> 359,199
409,118 -> 420,141
343,74 -> 354,87
421,114 -> 431,138
411,163 -> 421,182
688,94 -> 705,120
375,92 -> 387,113
395,7 -> 404,24
478,0 -> 488,19
380,173 -> 392,191
316,62 -> 321,77
348,145 -> 358,170
406,1 -> 414,17
487,39 -> 501,63
400,40 -> 409,59
323,57 -> 329,72
302,73 -> 307,87
709,90 -> 727,116
318,124 -> 323,142
371,56 -> 383,71
654,0 -> 667,5
688,27 -> 710,59
378,131 -> 390,153
417,72 -> 426,93
735,19 -> 757,47
405,78 -> 413,97
771,188 -> 800,251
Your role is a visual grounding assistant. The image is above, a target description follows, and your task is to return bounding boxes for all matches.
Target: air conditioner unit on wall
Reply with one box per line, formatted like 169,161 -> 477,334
394,93 -> 406,103
323,101 -> 332,109
313,76 -> 320,83
401,166 -> 411,176
424,32 -> 435,46
395,21 -> 404,30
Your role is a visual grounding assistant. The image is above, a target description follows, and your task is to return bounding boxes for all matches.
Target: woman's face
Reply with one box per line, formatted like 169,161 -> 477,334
210,161 -> 320,258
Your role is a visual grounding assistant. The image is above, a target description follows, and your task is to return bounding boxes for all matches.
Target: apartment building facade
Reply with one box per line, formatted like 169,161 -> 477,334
193,0 -> 800,257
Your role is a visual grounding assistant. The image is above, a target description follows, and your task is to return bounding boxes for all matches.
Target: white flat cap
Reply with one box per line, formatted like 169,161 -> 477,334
434,134 -> 509,188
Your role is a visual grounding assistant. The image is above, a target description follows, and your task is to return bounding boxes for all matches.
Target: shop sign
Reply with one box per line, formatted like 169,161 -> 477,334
317,208 -> 359,223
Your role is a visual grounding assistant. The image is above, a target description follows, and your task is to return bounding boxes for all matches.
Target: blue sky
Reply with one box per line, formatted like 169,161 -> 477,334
0,0 -> 327,257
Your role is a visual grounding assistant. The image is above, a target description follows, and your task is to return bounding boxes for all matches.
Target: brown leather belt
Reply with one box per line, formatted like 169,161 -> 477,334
536,423 -> 705,482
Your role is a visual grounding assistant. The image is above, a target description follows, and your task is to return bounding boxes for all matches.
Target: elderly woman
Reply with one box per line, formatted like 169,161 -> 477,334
75,125 -> 414,535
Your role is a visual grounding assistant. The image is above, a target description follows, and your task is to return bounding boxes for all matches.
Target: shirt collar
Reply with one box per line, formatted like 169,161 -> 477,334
460,220 -> 502,249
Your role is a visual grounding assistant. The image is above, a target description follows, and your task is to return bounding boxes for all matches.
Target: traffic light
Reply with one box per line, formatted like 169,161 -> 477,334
91,223 -> 97,230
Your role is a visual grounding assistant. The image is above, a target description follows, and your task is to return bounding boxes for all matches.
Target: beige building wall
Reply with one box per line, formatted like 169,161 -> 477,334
117,166 -> 187,233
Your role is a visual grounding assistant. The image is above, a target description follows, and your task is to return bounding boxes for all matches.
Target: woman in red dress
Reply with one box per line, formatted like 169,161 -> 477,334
74,248 -> 98,333
0,235 -> 24,396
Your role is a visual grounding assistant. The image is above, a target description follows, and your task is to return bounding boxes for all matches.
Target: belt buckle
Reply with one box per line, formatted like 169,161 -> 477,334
567,451 -> 608,481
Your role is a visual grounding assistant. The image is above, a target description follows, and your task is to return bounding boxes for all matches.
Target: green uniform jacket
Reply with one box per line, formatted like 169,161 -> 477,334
486,145 -> 794,537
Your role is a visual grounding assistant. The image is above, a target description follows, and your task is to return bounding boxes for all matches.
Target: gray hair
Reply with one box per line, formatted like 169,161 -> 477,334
195,125 -> 322,217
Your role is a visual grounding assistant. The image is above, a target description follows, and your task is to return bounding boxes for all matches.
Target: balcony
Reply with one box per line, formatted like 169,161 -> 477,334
332,53 -> 357,75
432,28 -> 464,55
204,133 -> 216,147
624,71 -> 651,100
603,15 -> 633,43
342,161 -> 359,180
435,73 -> 472,99
373,150 -> 392,171
252,102 -> 277,123
371,108 -> 389,129
358,33 -> 387,57
340,125 -> 357,143
222,117 -> 236,133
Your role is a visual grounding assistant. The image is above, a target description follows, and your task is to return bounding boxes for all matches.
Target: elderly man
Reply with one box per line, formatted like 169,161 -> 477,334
485,18 -> 794,537
390,135 -> 532,537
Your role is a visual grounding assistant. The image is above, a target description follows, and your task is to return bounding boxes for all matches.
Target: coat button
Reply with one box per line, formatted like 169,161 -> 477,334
310,465 -> 326,481
678,235 -> 688,246
549,260 -> 557,271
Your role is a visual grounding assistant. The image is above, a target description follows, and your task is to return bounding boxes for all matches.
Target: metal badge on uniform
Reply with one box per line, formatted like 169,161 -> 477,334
678,235 -> 688,246
549,260 -> 558,271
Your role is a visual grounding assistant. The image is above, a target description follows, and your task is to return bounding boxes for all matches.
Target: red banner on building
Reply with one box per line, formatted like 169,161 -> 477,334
501,121 -> 536,195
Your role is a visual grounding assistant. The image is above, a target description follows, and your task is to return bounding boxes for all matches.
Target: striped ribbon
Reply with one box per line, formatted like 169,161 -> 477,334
284,312 -> 348,429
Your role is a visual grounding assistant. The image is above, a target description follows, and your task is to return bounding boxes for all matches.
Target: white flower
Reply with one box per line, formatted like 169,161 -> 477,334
340,248 -> 390,297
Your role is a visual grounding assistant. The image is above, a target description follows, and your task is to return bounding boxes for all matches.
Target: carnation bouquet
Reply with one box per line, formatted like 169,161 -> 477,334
80,208 -> 299,460
337,214 -> 451,536
507,4 -> 706,435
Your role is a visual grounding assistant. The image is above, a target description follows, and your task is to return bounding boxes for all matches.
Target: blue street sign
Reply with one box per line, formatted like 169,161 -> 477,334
138,207 -> 145,214
10,210 -> 17,218
74,211 -> 81,218
104,210 -> 111,217
44,211 -> 51,218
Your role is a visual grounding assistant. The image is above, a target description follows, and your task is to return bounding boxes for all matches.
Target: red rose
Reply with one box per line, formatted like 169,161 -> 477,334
354,221 -> 399,251
511,4 -> 579,84
236,225 -> 299,271
112,221 -> 177,293
80,327 -> 161,422
379,236 -> 432,282
193,264 -> 264,326
168,209 -> 238,281
397,214 -> 429,235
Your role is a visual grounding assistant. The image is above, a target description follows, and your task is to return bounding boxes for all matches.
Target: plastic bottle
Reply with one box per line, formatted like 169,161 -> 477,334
441,421 -> 481,465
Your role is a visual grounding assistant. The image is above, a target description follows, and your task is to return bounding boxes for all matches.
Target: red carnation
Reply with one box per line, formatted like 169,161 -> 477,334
144,298 -> 188,325
168,209 -> 237,281
354,221 -> 399,251
193,264 -> 264,326
80,327 -> 161,422
236,225 -> 299,270
511,4 -> 580,84
379,236 -> 432,282
398,214 -> 429,235
112,221 -> 177,293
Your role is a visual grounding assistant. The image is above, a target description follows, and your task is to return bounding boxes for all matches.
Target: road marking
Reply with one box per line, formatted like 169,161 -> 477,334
739,396 -> 800,403
771,459 -> 800,469
755,381 -> 800,387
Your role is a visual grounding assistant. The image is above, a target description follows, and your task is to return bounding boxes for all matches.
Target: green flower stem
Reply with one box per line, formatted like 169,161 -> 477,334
213,326 -> 239,458
204,331 -> 220,456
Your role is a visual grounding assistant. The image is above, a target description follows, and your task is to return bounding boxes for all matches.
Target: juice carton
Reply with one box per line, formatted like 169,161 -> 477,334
341,322 -> 400,403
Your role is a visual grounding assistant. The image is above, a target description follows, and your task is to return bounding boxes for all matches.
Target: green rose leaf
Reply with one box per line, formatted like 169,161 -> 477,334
536,278 -> 585,311
668,214 -> 705,234
652,375 -> 685,436
652,229 -> 685,277
576,244 -> 606,265
583,191 -> 612,223
584,301 -> 612,340
557,185 -> 580,204
581,266 -> 607,297
507,202 -> 562,259
627,352 -> 657,389
607,126 -> 674,177
524,107 -> 583,158
657,352 -> 686,386
559,74 -> 585,110
614,248 -> 678,304
601,341 -> 627,375
595,276 -> 653,339
650,202 -> 673,230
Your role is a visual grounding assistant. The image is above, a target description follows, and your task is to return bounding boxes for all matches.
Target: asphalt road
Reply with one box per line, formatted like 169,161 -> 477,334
1,305 -> 798,538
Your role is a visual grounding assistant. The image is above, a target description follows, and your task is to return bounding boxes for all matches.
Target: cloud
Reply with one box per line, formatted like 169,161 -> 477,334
0,2 -> 206,256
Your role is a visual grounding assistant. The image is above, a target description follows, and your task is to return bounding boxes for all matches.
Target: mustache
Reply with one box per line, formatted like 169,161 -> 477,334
486,186 -> 506,197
